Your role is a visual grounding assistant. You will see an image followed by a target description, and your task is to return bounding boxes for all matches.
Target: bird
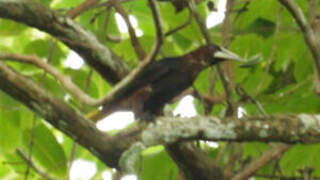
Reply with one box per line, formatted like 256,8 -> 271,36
88,44 -> 243,121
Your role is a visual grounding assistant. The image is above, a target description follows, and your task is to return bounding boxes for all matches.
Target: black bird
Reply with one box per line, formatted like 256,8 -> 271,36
89,44 -> 242,121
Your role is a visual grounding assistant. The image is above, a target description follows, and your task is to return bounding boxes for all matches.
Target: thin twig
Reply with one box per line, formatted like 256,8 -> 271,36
189,0 -> 237,116
222,0 -> 235,84
308,0 -> 318,23
255,174 -> 320,180
65,69 -> 93,180
192,89 -> 225,105
231,145 -> 291,180
18,149 -> 58,180
24,115 -> 37,180
88,0 -> 164,119
99,0 -> 164,103
103,7 -> 123,43
165,9 -> 192,37
232,1 -> 250,26
219,0 -> 237,116
255,7 -> 283,95
101,0 -> 164,98
67,0 -> 100,18
0,53 -> 101,106
113,1 -> 146,60
25,39 -> 57,180
236,84 -> 268,116
188,0 -> 211,44
278,0 -> 320,95
148,0 -> 164,54
275,77 -> 312,100
0,2 -> 164,112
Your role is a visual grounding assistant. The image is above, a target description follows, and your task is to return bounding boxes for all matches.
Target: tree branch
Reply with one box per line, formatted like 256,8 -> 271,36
88,0 -> 164,120
165,9 -> 192,37
167,143 -> 224,180
0,53 -> 104,106
231,144 -> 291,180
142,114 -> 320,146
103,7 -> 124,43
278,0 -> 320,95
218,0 -> 237,116
188,0 -> 211,44
67,0 -> 100,18
17,149 -> 58,180
113,1 -> 146,60
0,0 -> 130,84
0,61 -> 141,168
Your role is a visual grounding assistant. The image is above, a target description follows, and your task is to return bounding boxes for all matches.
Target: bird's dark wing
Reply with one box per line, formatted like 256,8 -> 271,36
122,57 -> 183,97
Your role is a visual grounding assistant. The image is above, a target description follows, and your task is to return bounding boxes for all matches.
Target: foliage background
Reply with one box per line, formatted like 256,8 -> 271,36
0,0 -> 319,179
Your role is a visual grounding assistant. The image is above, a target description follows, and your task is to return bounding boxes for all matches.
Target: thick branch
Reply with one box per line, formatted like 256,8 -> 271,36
0,61 -> 141,168
142,114 -> 320,146
0,0 -> 130,84
167,143 -> 224,180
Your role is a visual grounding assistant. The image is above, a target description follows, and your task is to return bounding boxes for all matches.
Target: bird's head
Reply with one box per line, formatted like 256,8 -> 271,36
199,44 -> 244,65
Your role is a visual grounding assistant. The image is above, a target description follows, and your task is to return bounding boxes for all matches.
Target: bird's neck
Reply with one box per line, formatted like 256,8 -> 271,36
180,49 -> 209,80
183,47 -> 210,67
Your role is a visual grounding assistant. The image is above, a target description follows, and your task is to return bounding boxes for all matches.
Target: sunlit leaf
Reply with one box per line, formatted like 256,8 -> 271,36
22,124 -> 67,177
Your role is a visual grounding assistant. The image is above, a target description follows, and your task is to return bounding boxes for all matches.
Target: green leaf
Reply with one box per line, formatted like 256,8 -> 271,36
52,0 -> 82,9
37,0 -> 52,6
281,144 -> 320,175
2,152 -> 27,177
22,124 -> 67,178
242,18 -> 275,38
0,163 -> 12,180
275,33 -> 307,72
0,93 -> 22,153
234,0 -> 279,29
0,20 -> 28,36
128,0 -> 155,36
92,71 -> 112,98
140,148 -> 178,180
260,83 -> 320,114
243,142 -> 269,159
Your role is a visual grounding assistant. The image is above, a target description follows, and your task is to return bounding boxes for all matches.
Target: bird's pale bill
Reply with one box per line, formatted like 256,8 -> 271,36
214,47 -> 244,62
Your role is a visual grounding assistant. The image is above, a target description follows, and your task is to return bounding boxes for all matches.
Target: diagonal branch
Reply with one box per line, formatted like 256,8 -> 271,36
17,149 -> 58,180
278,0 -> 320,94
188,0 -> 237,116
231,144 -> 291,180
165,9 -> 193,37
113,1 -> 146,60
0,53 -> 103,106
188,0 -> 211,43
0,0 -> 130,84
167,143 -> 224,180
88,0 -> 164,119
67,0 -> 100,18
103,7 -> 124,43
0,61 -> 142,168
